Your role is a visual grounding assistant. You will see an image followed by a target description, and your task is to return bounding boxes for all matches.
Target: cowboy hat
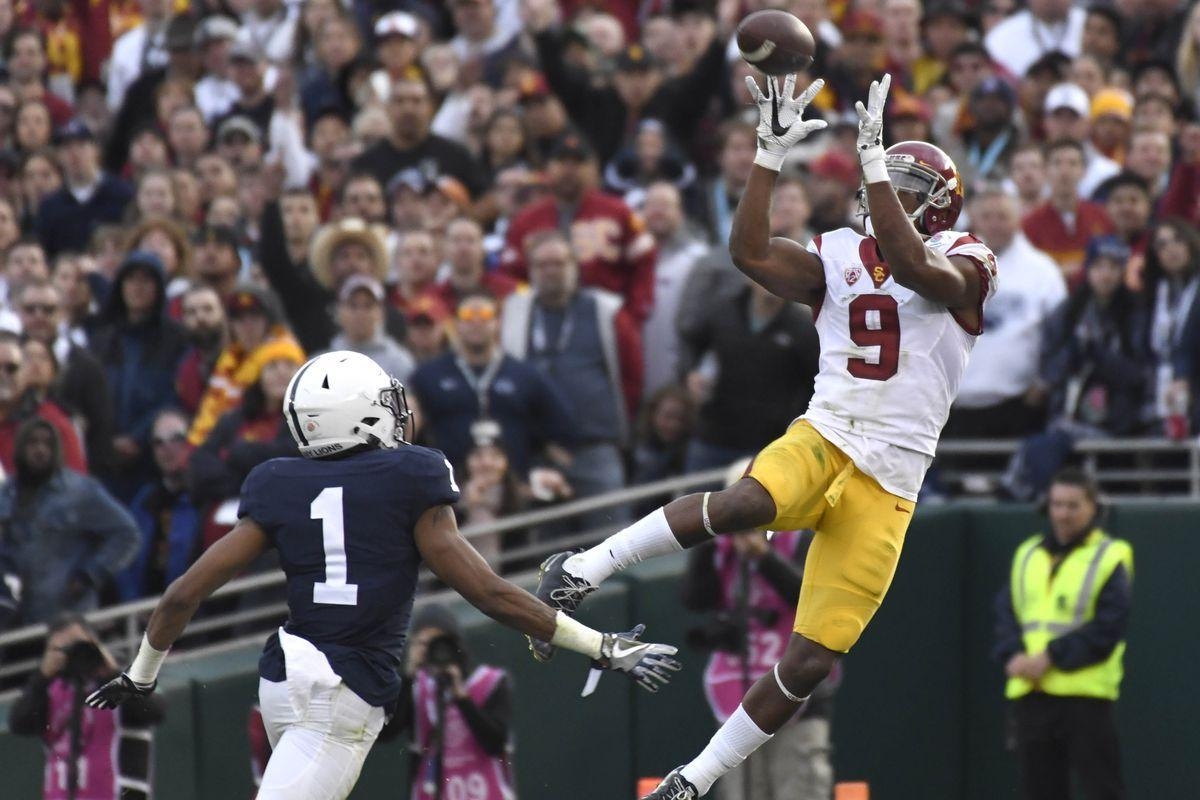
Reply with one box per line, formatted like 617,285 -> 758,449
308,217 -> 389,289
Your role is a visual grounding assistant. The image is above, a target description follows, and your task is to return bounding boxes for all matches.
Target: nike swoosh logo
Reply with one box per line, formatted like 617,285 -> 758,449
611,642 -> 642,659
896,503 -> 912,513
770,98 -> 789,138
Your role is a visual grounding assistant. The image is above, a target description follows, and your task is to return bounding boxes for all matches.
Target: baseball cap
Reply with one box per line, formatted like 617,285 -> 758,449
164,15 -> 197,51
55,118 -> 95,145
374,11 -> 419,40
195,16 -> 239,46
405,294 -> 450,325
217,116 -> 263,145
228,37 -> 264,63
889,93 -> 932,122
971,76 -> 1016,106
1090,87 -> 1134,122
615,44 -> 659,72
339,274 -> 385,303
549,132 -> 594,161
1085,235 -> 1131,267
385,167 -> 429,197
1044,83 -> 1090,117
517,72 -> 553,103
192,223 -> 241,251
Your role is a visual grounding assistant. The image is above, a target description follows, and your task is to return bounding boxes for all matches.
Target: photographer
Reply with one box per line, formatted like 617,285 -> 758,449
392,604 -> 516,800
682,512 -> 837,800
8,614 -> 165,800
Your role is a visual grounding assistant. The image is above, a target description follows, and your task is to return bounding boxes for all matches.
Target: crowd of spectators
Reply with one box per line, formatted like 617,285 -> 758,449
0,0 -> 1197,627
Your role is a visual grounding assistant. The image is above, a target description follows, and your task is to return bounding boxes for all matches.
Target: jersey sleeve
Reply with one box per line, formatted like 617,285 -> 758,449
934,231 -> 999,303
237,462 -> 272,523
409,448 -> 462,513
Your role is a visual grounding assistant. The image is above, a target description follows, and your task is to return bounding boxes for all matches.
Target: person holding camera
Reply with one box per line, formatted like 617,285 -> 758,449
682,515 -> 837,800
8,614 -> 165,800
394,604 -> 515,800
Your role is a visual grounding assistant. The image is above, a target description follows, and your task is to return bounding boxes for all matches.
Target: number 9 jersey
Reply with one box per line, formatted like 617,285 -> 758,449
800,227 -> 998,501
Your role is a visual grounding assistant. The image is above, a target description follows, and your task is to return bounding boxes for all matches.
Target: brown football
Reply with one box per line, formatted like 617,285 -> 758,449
736,10 -> 816,76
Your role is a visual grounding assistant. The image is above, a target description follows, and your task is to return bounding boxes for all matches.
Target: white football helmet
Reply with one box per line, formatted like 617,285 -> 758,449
284,351 -> 411,458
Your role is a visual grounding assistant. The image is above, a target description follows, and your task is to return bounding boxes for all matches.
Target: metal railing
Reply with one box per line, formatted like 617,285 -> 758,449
2,435 -> 1198,701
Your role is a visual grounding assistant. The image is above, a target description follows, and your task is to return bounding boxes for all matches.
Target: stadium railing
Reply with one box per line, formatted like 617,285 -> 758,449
2,435 -> 1197,698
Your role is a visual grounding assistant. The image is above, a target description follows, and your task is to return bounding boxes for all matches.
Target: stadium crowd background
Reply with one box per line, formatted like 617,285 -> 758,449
0,0 -> 1197,629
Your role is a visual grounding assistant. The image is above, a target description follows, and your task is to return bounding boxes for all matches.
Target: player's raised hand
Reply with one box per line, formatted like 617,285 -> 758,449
746,74 -> 827,172
855,73 -> 891,181
596,624 -> 682,693
85,672 -> 156,710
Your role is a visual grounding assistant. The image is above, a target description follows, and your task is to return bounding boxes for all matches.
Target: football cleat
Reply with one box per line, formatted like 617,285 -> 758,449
526,551 -> 597,662
641,768 -> 699,800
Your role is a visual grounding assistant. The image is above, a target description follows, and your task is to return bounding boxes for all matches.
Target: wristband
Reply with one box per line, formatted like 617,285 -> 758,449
754,147 -> 786,173
859,145 -> 889,184
126,633 -> 168,686
549,611 -> 603,659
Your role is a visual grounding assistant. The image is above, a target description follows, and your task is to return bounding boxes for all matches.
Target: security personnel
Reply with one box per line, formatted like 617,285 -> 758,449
994,468 -> 1133,800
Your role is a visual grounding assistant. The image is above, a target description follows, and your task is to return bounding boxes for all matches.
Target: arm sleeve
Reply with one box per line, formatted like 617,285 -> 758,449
992,583 -> 1025,663
7,673 -> 51,736
680,541 -> 722,612
453,674 -> 512,757
1046,563 -> 1132,671
414,450 -> 462,513
79,480 -> 141,588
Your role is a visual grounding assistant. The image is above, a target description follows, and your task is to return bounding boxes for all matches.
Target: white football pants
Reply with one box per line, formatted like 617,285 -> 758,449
257,677 -> 386,800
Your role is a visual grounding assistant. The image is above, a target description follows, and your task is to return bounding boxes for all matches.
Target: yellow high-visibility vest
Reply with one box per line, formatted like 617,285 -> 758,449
1005,528 -> 1133,701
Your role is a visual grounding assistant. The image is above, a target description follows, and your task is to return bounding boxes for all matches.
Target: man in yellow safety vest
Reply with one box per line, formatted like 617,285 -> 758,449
994,468 -> 1132,800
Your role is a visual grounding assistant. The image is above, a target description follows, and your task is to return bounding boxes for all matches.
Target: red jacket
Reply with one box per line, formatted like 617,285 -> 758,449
0,399 -> 88,476
1160,161 -> 1200,229
499,189 -> 656,325
1022,200 -> 1114,284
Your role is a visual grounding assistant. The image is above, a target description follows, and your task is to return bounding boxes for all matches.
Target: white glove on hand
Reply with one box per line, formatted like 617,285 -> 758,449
746,74 -> 827,172
855,73 -> 891,183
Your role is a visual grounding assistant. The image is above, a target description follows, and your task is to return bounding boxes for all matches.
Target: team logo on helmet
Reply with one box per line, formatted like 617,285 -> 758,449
844,266 -> 861,285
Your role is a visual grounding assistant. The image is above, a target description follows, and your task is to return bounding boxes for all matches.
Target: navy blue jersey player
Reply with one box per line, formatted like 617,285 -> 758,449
87,351 -> 680,800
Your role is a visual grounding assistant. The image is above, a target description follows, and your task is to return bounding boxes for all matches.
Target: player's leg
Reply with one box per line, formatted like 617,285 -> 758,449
257,682 -> 385,800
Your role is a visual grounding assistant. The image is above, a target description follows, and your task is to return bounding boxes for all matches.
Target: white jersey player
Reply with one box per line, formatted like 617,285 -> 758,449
527,72 -> 999,800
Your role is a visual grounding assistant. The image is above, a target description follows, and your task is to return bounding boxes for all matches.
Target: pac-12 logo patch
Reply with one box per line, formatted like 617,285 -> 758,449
844,266 -> 861,285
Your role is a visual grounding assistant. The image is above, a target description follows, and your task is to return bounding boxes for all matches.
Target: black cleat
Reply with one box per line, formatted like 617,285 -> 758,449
527,551 -> 597,662
641,769 -> 698,800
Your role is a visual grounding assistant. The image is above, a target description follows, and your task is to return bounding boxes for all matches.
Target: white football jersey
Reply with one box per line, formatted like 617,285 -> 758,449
800,227 -> 998,500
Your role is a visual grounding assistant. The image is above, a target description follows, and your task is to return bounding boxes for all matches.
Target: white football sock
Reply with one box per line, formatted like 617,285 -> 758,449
564,508 -> 681,586
679,705 -> 773,795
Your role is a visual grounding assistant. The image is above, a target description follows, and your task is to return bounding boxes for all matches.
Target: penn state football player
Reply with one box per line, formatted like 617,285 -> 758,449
87,351 -> 680,800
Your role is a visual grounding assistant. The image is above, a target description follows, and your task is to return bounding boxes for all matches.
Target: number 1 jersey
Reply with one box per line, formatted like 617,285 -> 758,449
800,227 -> 997,500
238,445 -> 460,707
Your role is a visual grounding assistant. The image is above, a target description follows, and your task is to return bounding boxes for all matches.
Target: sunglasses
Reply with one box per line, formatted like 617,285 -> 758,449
152,431 -> 188,447
457,305 -> 497,323
22,303 -> 58,316
0,362 -> 20,374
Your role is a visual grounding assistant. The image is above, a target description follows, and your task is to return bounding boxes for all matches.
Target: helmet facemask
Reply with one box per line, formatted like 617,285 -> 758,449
857,158 -> 956,237
375,379 -> 412,447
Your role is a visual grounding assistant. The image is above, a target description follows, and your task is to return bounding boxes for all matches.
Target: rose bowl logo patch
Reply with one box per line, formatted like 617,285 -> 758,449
844,266 -> 861,285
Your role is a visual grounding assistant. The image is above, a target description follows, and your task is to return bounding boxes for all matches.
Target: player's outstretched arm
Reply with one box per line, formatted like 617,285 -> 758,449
730,74 -> 826,305
86,519 -> 270,710
856,74 -> 981,309
415,505 -> 681,691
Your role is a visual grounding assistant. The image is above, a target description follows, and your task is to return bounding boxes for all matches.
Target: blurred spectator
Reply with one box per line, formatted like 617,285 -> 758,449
526,3 -> 724,164
500,232 -> 640,527
242,0 -> 299,65
19,151 -> 63,228
824,9 -> 886,112
394,604 -> 516,800
189,349 -> 302,509
0,419 -> 137,623
1088,88 -> 1134,165
352,75 -> 485,198
190,222 -> 243,302
631,384 -> 695,516
114,408 -> 200,601
411,289 -> 574,478
678,275 -> 818,472
805,149 -> 862,234
456,425 -> 530,566
1022,140 -> 1114,283
641,181 -> 709,396
187,284 -> 304,445
15,279 -> 113,471
15,98 -> 54,153
106,0 -> 173,112
0,329 -> 86,474
1124,129 -> 1172,197
8,614 -> 165,800
1142,219 -> 1200,435
330,275 -> 415,381
948,187 -> 1067,438
434,217 -> 518,311
984,0 -> 1085,79
339,171 -> 388,225
127,216 -> 191,301
1118,0 -> 1190,67
405,295 -> 451,365
5,27 -> 72,124
1042,83 -> 1119,198
36,119 -> 133,258
1098,172 -> 1153,270
193,16 -> 240,123
701,121 -> 756,244
214,40 -> 273,144
950,77 -> 1021,187
683,523 -> 836,800
88,250 -> 187,496
367,12 -> 422,104
175,284 -> 228,415
515,71 -> 573,160
1006,143 -> 1049,215
603,118 -> 698,208
392,227 -> 443,312
1083,7 -> 1123,67
500,133 -> 656,325
1006,238 -> 1147,498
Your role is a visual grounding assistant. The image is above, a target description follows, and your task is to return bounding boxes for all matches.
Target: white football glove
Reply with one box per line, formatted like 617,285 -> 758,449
746,74 -> 827,172
855,73 -> 891,183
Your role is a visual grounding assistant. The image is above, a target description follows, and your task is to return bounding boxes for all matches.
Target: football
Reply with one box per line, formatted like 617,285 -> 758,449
736,9 -> 816,76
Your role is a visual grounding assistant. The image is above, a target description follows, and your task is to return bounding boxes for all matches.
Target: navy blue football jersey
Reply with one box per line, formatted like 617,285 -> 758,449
238,445 -> 460,707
